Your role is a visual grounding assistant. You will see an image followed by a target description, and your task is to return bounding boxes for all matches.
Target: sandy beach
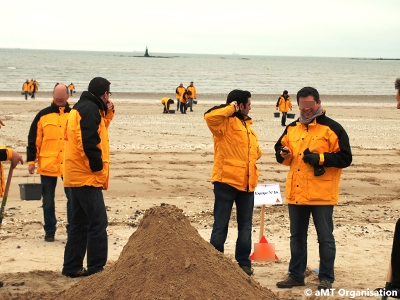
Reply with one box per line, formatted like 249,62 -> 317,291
0,92 -> 399,299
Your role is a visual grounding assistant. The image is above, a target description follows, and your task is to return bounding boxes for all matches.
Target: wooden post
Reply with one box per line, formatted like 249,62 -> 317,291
259,205 -> 265,241
0,167 -> 14,229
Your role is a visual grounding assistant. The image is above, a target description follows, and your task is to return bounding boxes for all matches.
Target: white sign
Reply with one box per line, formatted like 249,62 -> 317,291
254,183 -> 283,206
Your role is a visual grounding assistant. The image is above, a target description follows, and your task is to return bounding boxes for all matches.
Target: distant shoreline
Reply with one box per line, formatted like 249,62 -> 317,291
0,91 -> 394,106
351,58 -> 400,61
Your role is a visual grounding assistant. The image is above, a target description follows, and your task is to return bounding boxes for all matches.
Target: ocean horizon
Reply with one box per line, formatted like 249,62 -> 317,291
1,48 -> 399,96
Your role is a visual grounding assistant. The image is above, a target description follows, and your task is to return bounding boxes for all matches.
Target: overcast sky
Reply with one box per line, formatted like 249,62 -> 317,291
2,0 -> 399,58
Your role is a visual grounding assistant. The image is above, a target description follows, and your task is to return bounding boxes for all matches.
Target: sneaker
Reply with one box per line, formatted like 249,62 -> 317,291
276,276 -> 305,288
239,265 -> 254,276
374,284 -> 400,299
318,279 -> 332,290
44,231 -> 55,242
62,267 -> 89,278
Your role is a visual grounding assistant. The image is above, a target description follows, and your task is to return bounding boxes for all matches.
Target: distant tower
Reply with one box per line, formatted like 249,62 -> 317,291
144,46 -> 149,57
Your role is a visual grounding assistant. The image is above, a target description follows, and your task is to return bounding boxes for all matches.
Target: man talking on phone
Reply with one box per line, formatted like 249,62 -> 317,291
62,77 -> 114,278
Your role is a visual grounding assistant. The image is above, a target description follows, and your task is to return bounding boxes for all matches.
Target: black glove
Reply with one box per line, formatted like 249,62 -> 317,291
303,148 -> 325,176
303,153 -> 320,166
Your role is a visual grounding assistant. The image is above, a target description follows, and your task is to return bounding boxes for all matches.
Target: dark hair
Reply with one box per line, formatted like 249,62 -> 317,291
296,86 -> 320,104
283,90 -> 288,95
88,77 -> 111,97
226,89 -> 251,106
395,78 -> 400,90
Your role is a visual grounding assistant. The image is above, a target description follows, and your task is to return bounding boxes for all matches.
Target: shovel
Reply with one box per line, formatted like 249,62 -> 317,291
250,204 -> 278,261
0,166 -> 15,229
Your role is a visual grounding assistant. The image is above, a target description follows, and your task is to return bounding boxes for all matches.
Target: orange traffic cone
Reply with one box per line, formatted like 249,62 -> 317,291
250,205 -> 279,261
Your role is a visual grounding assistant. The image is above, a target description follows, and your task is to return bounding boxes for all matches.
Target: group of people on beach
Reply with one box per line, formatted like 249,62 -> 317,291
204,81 -> 400,298
3,77 -> 400,298
10,78 -> 114,277
22,80 -> 77,99
21,79 -> 40,100
161,82 -> 197,114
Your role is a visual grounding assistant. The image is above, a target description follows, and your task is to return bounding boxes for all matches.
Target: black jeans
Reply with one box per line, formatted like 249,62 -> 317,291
281,112 -> 287,125
62,186 -> 108,275
163,103 -> 170,113
40,175 -> 72,233
210,182 -> 254,266
288,204 -> 335,283
180,102 -> 187,114
392,219 -> 400,287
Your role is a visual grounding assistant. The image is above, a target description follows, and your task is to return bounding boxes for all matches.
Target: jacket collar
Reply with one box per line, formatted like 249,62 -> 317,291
79,91 -> 108,113
234,111 -> 252,123
50,101 -> 70,111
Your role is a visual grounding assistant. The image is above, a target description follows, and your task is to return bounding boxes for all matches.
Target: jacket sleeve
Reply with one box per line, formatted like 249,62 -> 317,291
274,128 -> 292,166
256,143 -> 262,160
27,113 -> 42,163
0,148 -> 9,161
79,106 -> 103,172
276,97 -> 281,108
204,104 -> 235,137
322,125 -> 352,168
104,109 -> 114,128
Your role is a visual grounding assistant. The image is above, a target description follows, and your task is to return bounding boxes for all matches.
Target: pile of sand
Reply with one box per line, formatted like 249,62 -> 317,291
27,205 -> 277,300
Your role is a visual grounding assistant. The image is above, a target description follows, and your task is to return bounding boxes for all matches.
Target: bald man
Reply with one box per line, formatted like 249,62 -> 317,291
27,83 -> 72,242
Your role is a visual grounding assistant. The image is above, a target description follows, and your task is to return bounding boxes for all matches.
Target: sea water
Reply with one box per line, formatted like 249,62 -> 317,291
1,48 -> 399,95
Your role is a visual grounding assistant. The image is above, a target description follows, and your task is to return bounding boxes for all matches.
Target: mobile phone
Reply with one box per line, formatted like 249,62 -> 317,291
281,147 -> 289,154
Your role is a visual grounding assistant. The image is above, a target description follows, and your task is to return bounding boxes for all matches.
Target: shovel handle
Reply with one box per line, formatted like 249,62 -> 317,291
259,205 -> 265,241
0,166 -> 15,228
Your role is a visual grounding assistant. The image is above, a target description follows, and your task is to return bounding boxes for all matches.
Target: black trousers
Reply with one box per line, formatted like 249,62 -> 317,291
392,219 -> 400,287
180,102 -> 187,114
281,112 -> 287,125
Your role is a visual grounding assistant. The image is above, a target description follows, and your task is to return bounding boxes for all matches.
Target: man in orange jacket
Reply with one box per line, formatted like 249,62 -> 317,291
62,77 -> 114,278
204,89 -> 262,276
175,83 -> 186,111
374,78 -> 400,298
187,81 -> 197,112
276,90 -> 292,126
275,86 -> 352,290
27,83 -> 72,241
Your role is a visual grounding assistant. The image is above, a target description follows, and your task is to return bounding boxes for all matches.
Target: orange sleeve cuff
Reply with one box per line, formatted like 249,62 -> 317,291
5,148 -> 12,161
319,153 -> 325,165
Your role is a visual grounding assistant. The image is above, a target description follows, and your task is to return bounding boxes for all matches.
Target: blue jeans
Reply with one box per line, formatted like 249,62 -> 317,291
188,98 -> 194,111
210,182 -> 254,266
288,204 -> 336,283
41,175 -> 72,233
62,186 -> 108,275
176,99 -> 180,110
